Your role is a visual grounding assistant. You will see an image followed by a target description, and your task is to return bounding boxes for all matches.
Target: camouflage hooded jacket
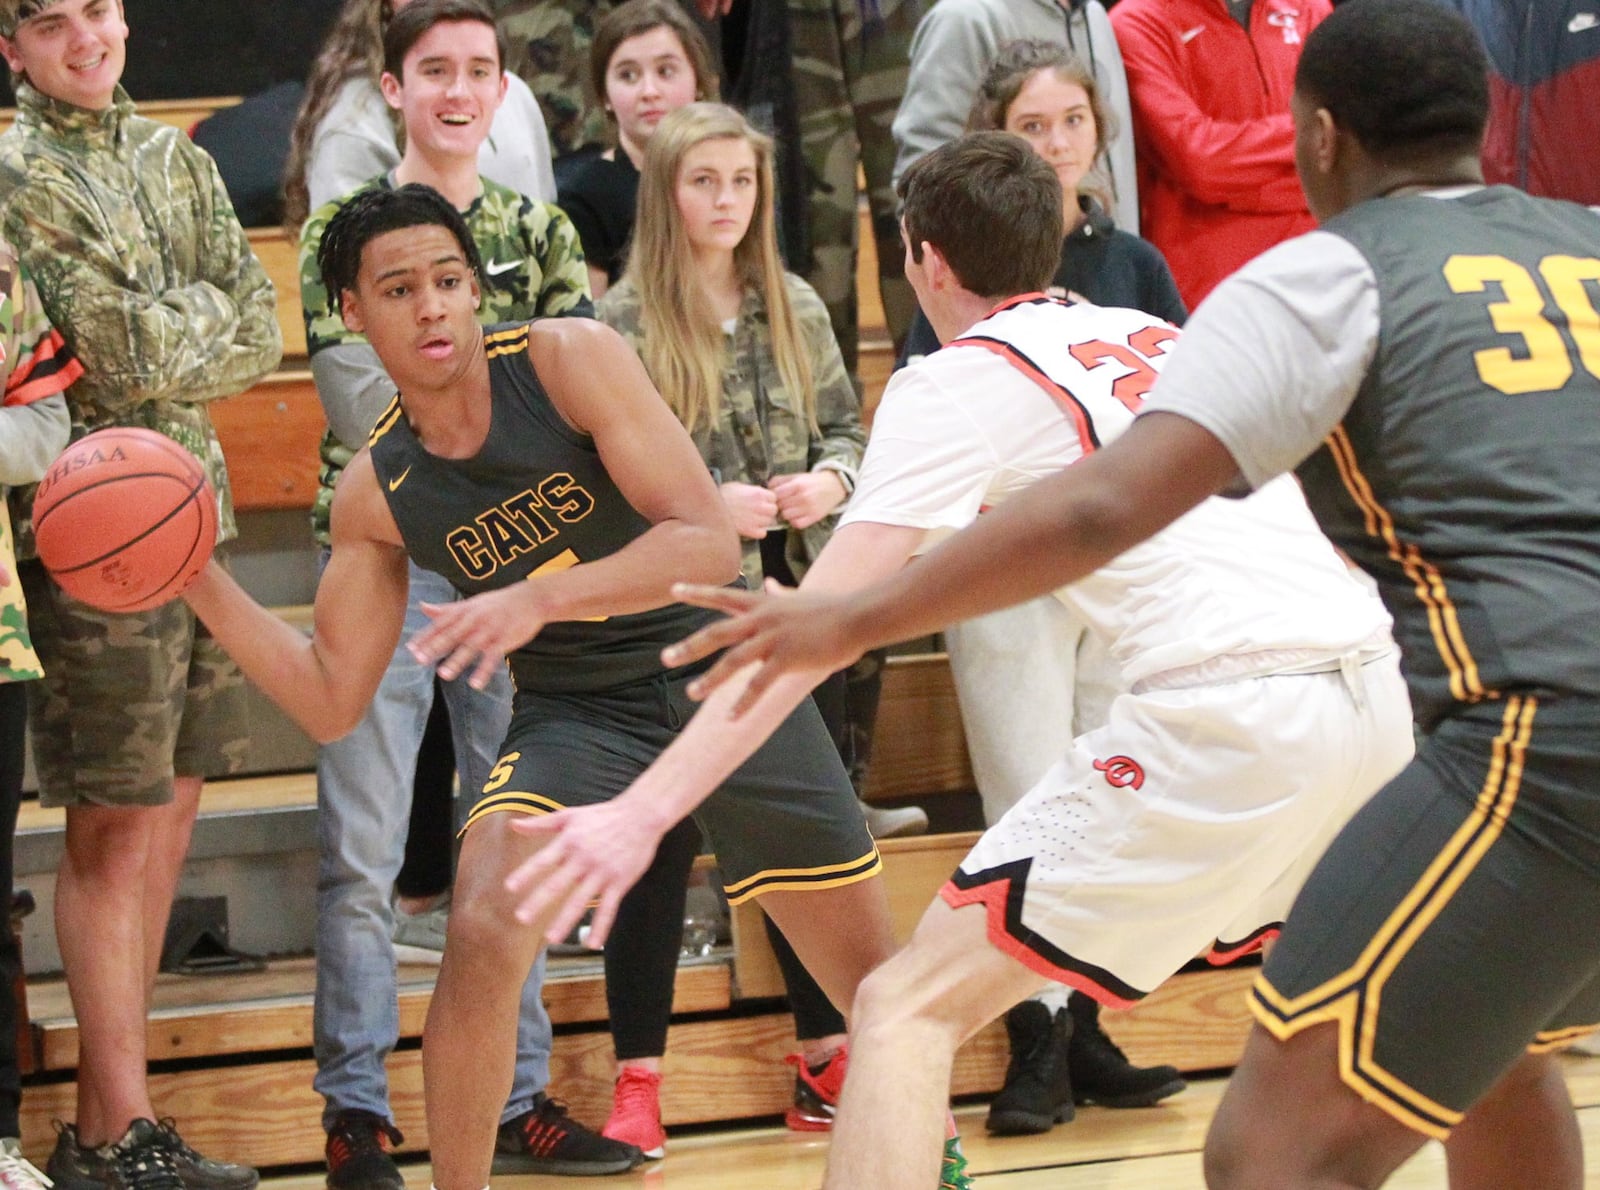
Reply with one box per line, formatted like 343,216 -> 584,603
300,174 -> 592,546
0,82 -> 283,553
598,272 -> 865,586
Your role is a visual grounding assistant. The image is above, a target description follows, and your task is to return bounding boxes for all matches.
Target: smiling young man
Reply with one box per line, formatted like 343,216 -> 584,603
184,182 -> 896,1190
293,1 -> 622,1184
0,2 -> 282,1189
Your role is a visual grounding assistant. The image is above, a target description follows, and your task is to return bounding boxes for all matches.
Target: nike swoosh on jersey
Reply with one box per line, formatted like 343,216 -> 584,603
388,466 -> 412,492
485,260 -> 521,275
1180,24 -> 1205,42
1571,12 -> 1598,32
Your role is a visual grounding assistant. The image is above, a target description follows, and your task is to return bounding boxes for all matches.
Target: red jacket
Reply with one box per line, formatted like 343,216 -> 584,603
1110,0 -> 1329,308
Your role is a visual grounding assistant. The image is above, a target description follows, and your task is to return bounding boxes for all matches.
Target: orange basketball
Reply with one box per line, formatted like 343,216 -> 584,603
32,427 -> 218,613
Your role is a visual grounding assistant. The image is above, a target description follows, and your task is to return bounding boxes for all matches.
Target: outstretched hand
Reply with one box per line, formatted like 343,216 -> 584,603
661,579 -> 866,714
409,585 -> 547,690
504,801 -> 664,949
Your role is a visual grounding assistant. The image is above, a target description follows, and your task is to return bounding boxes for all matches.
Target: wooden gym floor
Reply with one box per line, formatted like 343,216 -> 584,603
249,1056 -> 1600,1189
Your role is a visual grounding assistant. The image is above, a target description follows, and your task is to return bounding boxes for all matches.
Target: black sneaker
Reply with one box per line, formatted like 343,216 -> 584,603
324,1111 -> 404,1190
152,1120 -> 257,1190
101,1120 -> 183,1190
1067,991 -> 1187,1108
45,1122 -> 105,1190
492,1095 -> 643,1176
985,1000 -> 1074,1135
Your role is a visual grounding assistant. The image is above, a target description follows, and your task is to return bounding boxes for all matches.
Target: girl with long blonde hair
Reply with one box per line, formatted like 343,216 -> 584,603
592,101 -> 873,1159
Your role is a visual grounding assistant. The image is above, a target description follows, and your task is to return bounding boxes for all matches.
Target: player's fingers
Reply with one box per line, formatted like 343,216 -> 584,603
672,582 -> 763,614
730,657 -> 779,717
685,646 -> 761,702
470,650 -> 504,691
583,888 -> 623,950
434,641 -> 481,682
663,614 -> 756,669
538,874 -> 595,946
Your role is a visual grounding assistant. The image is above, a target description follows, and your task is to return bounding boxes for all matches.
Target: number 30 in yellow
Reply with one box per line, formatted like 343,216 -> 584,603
1444,254 -> 1600,395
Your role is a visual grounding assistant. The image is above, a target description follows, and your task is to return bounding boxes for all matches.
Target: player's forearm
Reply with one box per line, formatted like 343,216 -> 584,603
182,564 -> 366,743
528,518 -> 740,622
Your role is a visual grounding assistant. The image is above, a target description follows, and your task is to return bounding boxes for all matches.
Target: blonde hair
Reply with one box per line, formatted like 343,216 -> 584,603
626,102 -> 813,435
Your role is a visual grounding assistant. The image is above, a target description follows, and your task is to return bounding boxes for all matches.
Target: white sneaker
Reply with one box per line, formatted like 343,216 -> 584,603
0,1138 -> 52,1190
393,892 -> 450,965
860,800 -> 929,840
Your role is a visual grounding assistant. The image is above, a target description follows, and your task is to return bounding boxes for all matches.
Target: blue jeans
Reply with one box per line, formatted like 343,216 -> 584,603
312,556 -> 552,1128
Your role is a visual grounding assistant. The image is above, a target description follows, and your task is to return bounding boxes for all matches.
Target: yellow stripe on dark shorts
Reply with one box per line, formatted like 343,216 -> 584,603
1248,696 -> 1535,1139
459,789 -> 569,835
721,848 -> 884,906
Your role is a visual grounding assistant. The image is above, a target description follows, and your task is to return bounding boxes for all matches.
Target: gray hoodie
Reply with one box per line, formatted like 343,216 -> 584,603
891,0 -> 1138,234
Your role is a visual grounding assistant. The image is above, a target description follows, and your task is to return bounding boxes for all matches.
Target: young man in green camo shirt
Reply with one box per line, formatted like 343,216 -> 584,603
0,3 -> 281,1189
295,2 -> 634,1185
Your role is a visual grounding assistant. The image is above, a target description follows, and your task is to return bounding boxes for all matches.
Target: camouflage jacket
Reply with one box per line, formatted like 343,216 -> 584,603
300,174 -> 593,545
0,82 -> 283,552
0,239 -> 82,681
491,0 -> 617,158
598,272 -> 864,586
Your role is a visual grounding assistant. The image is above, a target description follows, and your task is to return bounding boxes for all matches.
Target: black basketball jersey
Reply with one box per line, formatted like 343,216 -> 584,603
1297,187 -> 1600,729
368,322 -> 718,694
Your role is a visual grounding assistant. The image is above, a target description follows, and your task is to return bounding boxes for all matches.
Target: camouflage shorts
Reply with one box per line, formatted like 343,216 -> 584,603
19,559 -> 249,808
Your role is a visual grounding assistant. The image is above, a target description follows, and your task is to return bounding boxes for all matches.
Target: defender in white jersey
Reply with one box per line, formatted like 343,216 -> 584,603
427,133 -> 1414,1190
868,292 -> 1410,1002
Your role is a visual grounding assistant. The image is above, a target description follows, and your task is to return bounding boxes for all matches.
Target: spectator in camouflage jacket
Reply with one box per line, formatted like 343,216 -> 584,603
0,2 -> 281,1184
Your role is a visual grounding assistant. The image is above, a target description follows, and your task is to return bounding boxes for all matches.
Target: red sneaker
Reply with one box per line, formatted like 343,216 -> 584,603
784,1046 -> 849,1132
600,1067 -> 666,1159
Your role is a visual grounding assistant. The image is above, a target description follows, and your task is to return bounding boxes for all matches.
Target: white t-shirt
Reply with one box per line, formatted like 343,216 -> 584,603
842,297 -> 1390,685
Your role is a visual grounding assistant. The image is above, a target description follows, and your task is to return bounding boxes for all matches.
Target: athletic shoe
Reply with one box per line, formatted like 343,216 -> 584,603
986,1001 -> 1073,1135
860,800 -> 929,840
600,1068 -> 666,1159
1066,993 -> 1187,1108
324,1111 -> 404,1190
783,1047 -> 848,1132
43,1123 -> 103,1190
151,1121 -> 256,1190
391,894 -> 449,966
491,1095 -> 643,1176
939,1135 -> 974,1190
0,1138 -> 52,1190
101,1120 -> 183,1190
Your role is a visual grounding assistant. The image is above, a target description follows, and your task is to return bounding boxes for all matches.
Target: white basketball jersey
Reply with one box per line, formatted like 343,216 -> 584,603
845,296 -> 1391,685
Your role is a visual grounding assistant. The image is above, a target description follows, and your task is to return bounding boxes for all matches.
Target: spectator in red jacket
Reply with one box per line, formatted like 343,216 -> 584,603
1109,0 -> 1328,308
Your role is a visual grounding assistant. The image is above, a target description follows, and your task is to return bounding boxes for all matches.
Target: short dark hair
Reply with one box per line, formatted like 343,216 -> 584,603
896,132 -> 1062,300
318,183 -> 484,307
1296,0 -> 1488,160
382,0 -> 505,79
589,0 -> 719,127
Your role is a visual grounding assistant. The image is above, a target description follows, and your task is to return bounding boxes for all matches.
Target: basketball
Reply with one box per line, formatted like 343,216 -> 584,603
32,427 -> 219,614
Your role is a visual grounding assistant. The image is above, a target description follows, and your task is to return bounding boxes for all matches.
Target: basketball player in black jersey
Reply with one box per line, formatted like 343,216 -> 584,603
179,185 -> 897,1190
538,2 -> 1600,1186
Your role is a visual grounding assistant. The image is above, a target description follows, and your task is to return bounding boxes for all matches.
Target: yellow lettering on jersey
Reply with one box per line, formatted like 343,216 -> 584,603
1443,253 -> 1600,395
442,478 -> 598,580
527,549 -> 608,621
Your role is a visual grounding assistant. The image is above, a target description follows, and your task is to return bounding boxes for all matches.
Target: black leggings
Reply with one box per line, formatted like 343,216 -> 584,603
396,684 -> 455,901
603,674 -> 856,1059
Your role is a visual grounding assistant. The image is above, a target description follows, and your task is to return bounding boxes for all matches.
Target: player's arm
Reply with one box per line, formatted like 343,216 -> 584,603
678,413 -> 1243,711
499,519 -> 927,948
408,318 -> 741,688
182,450 -> 410,742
